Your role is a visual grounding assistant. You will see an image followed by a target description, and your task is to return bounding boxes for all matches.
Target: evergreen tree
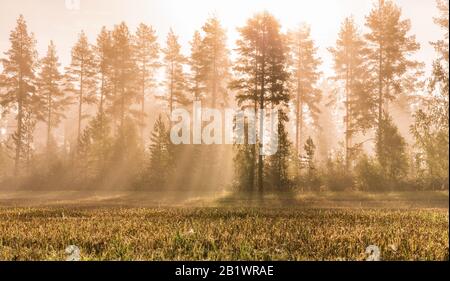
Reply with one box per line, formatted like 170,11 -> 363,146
233,118 -> 256,192
288,24 -> 322,154
329,17 -> 375,170
365,0 -> 421,130
0,15 -> 38,175
162,29 -> 188,115
201,16 -> 230,108
94,26 -> 113,119
147,114 -> 173,188
376,115 -> 408,184
65,31 -> 97,142
231,12 -> 290,193
37,41 -> 70,151
189,31 -> 206,101
134,23 -> 160,139
76,113 -> 113,183
304,136 -> 316,172
110,22 -> 139,129
266,111 -> 291,190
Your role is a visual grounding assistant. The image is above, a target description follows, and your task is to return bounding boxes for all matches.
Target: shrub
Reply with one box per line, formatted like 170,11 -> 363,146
354,155 -> 386,191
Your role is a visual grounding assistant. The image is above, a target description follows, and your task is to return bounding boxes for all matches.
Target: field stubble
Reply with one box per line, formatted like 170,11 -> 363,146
0,207 -> 448,261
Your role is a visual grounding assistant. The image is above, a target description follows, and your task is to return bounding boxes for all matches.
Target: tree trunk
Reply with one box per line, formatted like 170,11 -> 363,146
47,92 -> 52,151
15,94 -> 23,176
78,63 -> 84,144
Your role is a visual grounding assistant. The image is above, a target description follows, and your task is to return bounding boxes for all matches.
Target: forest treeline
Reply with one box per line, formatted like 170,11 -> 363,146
0,0 -> 448,193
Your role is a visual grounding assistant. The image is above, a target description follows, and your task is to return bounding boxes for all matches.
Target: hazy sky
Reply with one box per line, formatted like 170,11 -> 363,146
0,0 -> 444,76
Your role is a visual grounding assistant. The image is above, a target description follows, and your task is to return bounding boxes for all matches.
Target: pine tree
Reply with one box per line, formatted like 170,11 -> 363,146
189,31 -> 206,101
76,113 -> 112,182
376,115 -> 408,184
162,29 -> 188,115
110,22 -> 139,129
134,23 -> 160,139
65,31 -> 97,143
201,16 -> 230,108
0,15 -> 38,175
233,118 -> 256,192
231,12 -> 290,194
147,114 -> 172,188
365,0 -> 421,130
329,17 -> 375,170
288,24 -> 322,154
304,136 -> 316,172
94,26 -> 113,119
37,41 -> 70,151
266,111 -> 292,190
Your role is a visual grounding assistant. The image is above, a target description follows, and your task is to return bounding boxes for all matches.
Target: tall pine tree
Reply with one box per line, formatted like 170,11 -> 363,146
365,0 -> 421,129
162,29 -> 188,115
329,17 -> 374,170
201,16 -> 230,108
288,24 -> 322,155
0,15 -> 38,175
65,31 -> 97,143
231,12 -> 290,193
110,22 -> 139,130
134,23 -> 160,139
37,41 -> 70,151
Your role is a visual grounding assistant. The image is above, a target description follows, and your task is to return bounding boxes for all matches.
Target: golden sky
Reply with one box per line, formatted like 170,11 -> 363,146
0,0 -> 444,76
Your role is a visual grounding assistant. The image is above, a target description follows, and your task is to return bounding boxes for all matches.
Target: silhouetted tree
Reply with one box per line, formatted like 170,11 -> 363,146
0,15 -> 38,175
365,0 -> 421,130
288,24 -> 322,154
162,29 -> 188,115
201,16 -> 230,108
231,12 -> 290,194
65,31 -> 97,142
329,17 -> 374,170
37,41 -> 71,151
134,23 -> 160,139
146,115 -> 173,188
376,115 -> 408,184
188,31 -> 206,101
110,22 -> 139,130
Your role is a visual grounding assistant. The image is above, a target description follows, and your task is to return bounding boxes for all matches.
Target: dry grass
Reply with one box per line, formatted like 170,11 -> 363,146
0,207 -> 448,261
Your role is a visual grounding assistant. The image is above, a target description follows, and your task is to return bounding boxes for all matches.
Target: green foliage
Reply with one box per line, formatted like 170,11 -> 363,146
145,115 -> 173,189
376,115 -> 409,184
354,154 -> 385,191
265,113 -> 292,190
411,108 -> 449,189
323,150 -> 353,191
304,137 -> 316,171
233,119 -> 256,193
295,137 -> 321,191
76,114 -> 113,184
409,0 -> 450,190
